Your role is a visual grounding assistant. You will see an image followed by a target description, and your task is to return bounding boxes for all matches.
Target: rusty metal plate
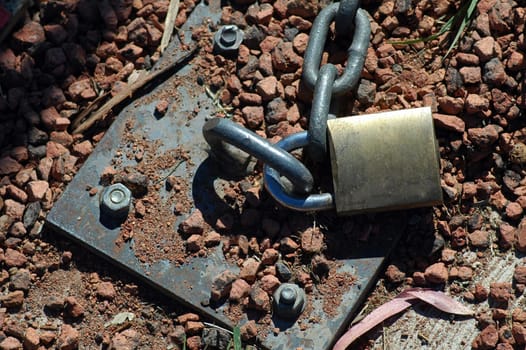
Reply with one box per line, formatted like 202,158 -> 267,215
45,3 -> 406,349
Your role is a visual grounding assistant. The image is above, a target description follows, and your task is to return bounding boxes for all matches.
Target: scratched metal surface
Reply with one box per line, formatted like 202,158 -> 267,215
46,3 -> 408,349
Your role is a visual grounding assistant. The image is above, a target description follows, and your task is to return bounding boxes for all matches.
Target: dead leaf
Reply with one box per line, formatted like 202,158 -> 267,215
104,312 -> 135,327
333,288 -> 473,350
406,289 -> 474,316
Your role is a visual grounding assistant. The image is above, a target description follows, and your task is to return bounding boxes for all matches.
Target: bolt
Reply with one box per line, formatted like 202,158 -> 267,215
100,183 -> 132,218
273,283 -> 306,320
214,25 -> 243,54
280,286 -> 297,305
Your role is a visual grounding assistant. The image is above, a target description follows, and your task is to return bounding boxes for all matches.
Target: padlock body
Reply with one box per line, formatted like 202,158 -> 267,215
327,107 -> 442,215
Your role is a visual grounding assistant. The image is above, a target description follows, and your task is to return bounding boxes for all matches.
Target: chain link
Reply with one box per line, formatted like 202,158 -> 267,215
204,2 -> 371,211
303,4 -> 370,96
335,0 -> 359,38
304,2 -> 370,162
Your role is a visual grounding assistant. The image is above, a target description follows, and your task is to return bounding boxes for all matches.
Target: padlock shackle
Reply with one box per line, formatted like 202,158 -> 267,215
263,131 -> 335,212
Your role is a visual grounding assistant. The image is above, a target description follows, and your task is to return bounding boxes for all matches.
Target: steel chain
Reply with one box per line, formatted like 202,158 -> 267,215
203,1 -> 370,211
304,2 -> 370,161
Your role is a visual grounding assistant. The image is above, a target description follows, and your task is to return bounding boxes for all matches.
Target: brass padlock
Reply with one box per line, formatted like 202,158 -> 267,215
327,107 -> 442,215
263,107 -> 443,215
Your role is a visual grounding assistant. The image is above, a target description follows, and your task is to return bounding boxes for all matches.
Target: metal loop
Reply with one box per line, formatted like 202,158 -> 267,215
335,0 -> 359,37
303,4 -> 371,96
263,132 -> 335,212
308,63 -> 337,162
203,118 -> 314,194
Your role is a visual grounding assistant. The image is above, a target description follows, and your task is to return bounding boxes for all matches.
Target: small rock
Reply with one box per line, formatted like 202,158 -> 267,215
155,99 -> 169,117
469,230 -> 490,248
229,279 -> 251,302
249,286 -> 270,311
512,324 -> 526,345
96,281 -> 116,300
4,248 -> 27,267
0,157 -> 22,175
515,219 -> 526,253
256,76 -> 280,101
0,337 -> 22,350
489,282 -> 513,304
514,266 -> 526,284
239,320 -> 258,341
275,262 -> 292,281
186,336 -> 201,350
26,181 -> 49,202
385,264 -> 406,283
0,290 -> 24,308
64,296 -> 85,318
204,231 -> 221,247
184,321 -> 204,335
468,126 -> 499,149
179,209 -> 205,235
272,41 -> 302,73
186,234 -> 203,253
506,202 -> 523,220
260,274 -> 280,293
109,329 -> 139,350
239,258 -> 260,283
432,113 -> 465,133
58,324 -> 79,350
473,325 -> 498,349
201,328 -> 231,349
424,262 -> 448,284
174,313 -> 198,326
473,284 -> 489,302
211,270 -> 237,301
457,266 -> 473,281
261,248 -> 279,265
465,94 -> 489,114
72,141 -> 93,158
10,268 -> 31,292
13,22 -> 45,48
473,37 -> 496,62
459,66 -> 481,84
242,106 -> 264,129
23,201 -> 40,229
280,237 -> 299,253
300,227 -> 324,254
484,58 -> 508,86
23,327 -> 39,350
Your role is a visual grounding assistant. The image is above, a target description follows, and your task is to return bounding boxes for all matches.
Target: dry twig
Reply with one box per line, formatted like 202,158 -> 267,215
71,46 -> 198,135
160,0 -> 181,53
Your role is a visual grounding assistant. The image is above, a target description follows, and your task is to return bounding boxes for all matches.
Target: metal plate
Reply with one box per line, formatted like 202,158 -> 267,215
45,4 -> 407,349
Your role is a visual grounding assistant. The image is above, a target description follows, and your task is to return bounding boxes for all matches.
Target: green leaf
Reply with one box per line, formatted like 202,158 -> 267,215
233,326 -> 242,350
387,0 -> 480,59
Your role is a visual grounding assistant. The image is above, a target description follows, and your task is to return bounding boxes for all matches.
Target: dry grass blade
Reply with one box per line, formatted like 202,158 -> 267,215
160,0 -> 181,53
388,0 -> 479,59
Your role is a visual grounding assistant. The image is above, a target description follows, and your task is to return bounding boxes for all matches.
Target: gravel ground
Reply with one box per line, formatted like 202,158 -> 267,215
0,0 -> 525,349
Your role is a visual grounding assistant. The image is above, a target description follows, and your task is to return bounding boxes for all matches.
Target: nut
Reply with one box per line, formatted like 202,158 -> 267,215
100,183 -> 132,218
214,25 -> 243,54
273,283 -> 306,320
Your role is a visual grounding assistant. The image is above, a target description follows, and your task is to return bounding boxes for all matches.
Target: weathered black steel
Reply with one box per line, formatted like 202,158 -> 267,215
264,131 -> 335,212
302,4 -> 370,95
307,63 -> 338,162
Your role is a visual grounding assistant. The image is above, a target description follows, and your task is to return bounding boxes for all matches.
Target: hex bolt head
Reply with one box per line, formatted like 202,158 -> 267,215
100,183 -> 132,219
273,283 -> 306,320
214,25 -> 243,54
